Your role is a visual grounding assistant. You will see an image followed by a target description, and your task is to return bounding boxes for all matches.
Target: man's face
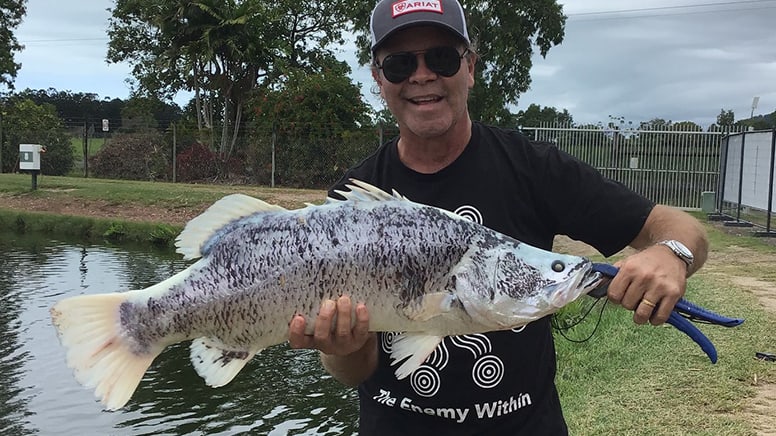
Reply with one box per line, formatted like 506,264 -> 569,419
373,26 -> 475,140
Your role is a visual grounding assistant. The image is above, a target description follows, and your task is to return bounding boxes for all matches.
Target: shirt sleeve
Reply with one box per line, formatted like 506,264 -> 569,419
533,143 -> 655,257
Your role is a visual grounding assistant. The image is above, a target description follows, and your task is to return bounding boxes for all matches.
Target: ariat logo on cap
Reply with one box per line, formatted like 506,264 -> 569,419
392,0 -> 444,18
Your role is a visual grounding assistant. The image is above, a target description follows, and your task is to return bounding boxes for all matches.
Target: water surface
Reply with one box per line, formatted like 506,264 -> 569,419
0,231 -> 358,435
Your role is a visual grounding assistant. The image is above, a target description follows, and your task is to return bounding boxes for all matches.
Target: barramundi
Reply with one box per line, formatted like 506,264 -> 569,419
50,180 -> 605,410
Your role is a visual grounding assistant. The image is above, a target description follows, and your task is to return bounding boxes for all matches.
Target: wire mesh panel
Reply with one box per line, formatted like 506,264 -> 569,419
523,123 -> 735,209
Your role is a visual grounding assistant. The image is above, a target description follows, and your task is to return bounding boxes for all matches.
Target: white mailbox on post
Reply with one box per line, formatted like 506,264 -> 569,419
19,144 -> 44,171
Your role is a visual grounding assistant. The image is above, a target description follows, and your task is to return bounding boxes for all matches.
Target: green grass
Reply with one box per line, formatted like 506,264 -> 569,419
2,171 -> 775,434
0,209 -> 183,247
70,136 -> 105,160
554,230 -> 776,435
0,173 -> 324,210
0,173 -> 324,246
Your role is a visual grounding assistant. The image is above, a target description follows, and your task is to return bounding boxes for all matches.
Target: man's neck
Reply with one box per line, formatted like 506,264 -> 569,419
397,118 -> 473,174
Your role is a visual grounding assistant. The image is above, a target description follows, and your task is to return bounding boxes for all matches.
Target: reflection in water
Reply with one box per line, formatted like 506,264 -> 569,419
0,232 -> 358,435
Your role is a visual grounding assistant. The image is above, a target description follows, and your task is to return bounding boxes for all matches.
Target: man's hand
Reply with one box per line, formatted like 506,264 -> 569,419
288,296 -> 378,386
288,295 -> 373,355
605,244 -> 687,325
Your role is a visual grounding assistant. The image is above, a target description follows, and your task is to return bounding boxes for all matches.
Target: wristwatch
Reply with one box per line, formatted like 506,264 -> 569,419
656,240 -> 694,268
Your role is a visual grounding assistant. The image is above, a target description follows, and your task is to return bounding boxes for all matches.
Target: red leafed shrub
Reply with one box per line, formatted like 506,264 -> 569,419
176,142 -> 218,182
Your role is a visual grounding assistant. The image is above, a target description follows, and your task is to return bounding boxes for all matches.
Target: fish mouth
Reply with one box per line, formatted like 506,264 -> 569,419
579,267 -> 612,298
579,267 -> 609,296
546,261 -> 605,308
557,261 -> 608,297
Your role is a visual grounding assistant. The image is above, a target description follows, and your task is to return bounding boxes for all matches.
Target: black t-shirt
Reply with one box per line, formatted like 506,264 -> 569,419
329,122 -> 654,435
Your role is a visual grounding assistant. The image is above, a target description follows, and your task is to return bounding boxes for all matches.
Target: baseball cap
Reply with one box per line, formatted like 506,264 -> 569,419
370,0 -> 471,52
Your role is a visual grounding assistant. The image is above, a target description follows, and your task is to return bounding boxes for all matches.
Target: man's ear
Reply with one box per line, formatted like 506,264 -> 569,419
372,69 -> 384,94
466,53 -> 477,89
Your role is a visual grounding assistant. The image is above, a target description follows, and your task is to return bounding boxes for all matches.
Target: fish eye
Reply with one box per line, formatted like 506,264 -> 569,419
551,260 -> 565,272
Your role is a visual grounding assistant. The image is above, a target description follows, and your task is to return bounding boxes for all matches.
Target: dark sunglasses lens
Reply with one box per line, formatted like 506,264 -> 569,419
380,47 -> 464,83
382,53 -> 417,83
425,47 -> 463,77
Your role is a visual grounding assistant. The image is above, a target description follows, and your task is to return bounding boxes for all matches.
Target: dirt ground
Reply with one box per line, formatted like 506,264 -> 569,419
2,192 -> 775,434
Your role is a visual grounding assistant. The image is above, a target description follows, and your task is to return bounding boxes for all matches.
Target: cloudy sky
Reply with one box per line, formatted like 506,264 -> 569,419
9,0 -> 776,127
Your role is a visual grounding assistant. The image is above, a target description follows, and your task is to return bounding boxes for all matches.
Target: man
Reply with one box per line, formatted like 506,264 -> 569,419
289,0 -> 708,433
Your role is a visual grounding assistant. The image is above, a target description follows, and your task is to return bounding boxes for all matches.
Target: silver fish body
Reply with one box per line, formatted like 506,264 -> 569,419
50,180 -> 604,410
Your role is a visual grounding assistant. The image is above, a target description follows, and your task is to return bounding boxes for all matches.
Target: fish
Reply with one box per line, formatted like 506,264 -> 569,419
50,179 -> 605,410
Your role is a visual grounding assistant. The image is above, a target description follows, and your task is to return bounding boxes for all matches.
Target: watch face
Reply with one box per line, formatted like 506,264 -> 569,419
662,240 -> 694,266
670,241 -> 692,258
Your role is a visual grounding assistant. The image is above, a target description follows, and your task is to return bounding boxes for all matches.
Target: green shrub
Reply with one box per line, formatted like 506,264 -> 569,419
89,132 -> 170,181
149,224 -> 178,246
103,222 -> 127,242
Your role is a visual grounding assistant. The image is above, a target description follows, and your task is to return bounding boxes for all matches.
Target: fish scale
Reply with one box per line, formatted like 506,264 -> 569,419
50,179 -> 604,410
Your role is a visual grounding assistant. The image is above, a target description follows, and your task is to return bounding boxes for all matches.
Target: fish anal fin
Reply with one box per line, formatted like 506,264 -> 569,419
176,194 -> 286,260
190,337 -> 259,387
401,292 -> 457,322
390,333 -> 444,379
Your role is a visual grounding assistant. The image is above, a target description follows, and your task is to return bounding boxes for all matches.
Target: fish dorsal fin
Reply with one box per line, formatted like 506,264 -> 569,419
330,178 -> 409,203
175,193 -> 285,260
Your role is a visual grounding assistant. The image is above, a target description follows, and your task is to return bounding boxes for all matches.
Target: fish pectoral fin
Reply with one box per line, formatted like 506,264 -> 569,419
190,337 -> 259,388
389,333 -> 444,380
401,292 -> 457,322
175,193 -> 286,260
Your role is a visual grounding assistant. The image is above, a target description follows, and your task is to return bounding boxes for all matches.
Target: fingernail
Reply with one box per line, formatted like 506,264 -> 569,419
323,300 -> 335,311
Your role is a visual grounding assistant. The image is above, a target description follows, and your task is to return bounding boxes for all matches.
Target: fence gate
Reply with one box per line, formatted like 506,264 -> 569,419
522,125 -> 736,210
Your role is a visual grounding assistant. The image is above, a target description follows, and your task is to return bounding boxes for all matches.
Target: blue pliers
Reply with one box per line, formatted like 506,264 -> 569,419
589,263 -> 744,363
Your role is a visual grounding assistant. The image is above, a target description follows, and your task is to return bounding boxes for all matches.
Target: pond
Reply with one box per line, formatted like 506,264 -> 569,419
0,231 -> 358,435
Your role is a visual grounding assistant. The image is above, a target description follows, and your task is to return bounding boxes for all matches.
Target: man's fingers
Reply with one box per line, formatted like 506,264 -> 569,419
314,299 -> 337,343
353,303 -> 370,340
288,315 -> 313,349
336,296 -> 353,338
287,297 -> 372,356
633,297 -> 657,325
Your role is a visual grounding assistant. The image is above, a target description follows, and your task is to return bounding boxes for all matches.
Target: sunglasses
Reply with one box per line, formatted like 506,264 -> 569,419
376,46 -> 470,84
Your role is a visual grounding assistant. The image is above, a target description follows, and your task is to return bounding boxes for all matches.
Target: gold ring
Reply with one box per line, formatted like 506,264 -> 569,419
641,298 -> 657,308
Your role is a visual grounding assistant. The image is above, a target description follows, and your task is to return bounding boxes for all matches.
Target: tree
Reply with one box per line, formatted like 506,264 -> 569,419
1,99 -> 73,175
249,61 -> 375,187
107,0 -> 355,165
514,104 -> 573,128
716,109 -> 735,128
0,0 -> 26,89
672,121 -> 702,132
639,118 -> 671,131
120,95 -> 182,132
351,0 -> 567,126
10,88 -> 126,129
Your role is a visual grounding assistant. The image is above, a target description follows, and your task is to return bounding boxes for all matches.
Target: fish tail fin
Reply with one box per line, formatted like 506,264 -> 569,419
50,292 -> 161,410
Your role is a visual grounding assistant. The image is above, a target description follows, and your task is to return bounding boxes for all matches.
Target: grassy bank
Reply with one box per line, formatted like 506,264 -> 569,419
1,172 -> 775,434
0,173 -> 324,245
0,209 -> 181,246
0,173 -> 323,209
